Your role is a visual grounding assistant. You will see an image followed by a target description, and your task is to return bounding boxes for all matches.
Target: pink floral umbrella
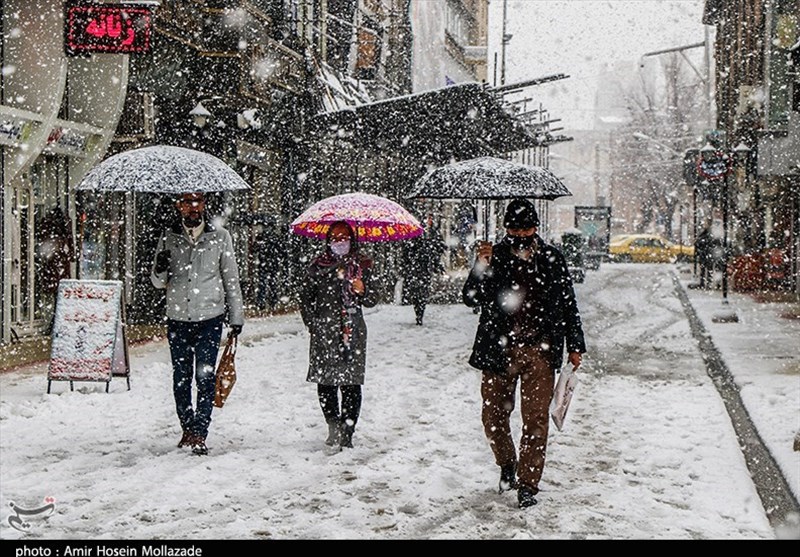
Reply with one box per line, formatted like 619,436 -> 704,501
290,192 -> 423,242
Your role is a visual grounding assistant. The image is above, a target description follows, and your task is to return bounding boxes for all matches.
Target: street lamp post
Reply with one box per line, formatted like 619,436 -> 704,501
697,141 -> 750,323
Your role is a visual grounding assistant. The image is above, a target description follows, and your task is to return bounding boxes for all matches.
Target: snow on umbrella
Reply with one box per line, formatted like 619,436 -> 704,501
407,156 -> 571,201
76,145 -> 250,193
290,193 -> 423,242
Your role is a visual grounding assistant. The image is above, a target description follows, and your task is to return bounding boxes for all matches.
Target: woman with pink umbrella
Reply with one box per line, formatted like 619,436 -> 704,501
298,220 -> 379,452
293,193 -> 422,451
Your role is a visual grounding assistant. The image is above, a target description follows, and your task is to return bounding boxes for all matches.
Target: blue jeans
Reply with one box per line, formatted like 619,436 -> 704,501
167,315 -> 224,439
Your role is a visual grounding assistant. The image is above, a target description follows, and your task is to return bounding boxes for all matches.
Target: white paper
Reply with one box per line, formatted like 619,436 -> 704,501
550,367 -> 578,431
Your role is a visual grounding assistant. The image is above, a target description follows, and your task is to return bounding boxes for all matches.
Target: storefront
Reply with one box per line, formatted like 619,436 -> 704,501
1,0 -> 133,344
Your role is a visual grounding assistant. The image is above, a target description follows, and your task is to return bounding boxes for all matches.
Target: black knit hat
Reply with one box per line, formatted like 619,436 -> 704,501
503,198 -> 539,229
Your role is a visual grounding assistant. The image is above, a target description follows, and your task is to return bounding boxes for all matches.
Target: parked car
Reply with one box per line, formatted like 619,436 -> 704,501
608,233 -> 694,263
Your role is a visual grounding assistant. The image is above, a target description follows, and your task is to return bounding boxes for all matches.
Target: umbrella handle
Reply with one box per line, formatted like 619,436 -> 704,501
483,201 -> 490,242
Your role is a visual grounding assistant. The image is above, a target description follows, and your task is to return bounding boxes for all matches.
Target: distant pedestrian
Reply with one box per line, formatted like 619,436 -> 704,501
36,207 -> 75,332
256,221 -> 285,312
151,192 -> 244,456
401,216 -> 446,325
300,221 -> 378,451
454,204 -> 477,268
695,226 -> 713,288
462,198 -> 586,508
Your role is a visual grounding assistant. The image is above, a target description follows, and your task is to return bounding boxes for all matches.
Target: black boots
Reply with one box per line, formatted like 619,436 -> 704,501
498,460 -> 537,507
499,461 -> 518,493
325,420 -> 341,446
339,419 -> 355,449
518,486 -> 538,508
324,418 -> 355,450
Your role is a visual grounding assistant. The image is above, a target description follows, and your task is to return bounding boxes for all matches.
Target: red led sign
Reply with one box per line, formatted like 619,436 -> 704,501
65,3 -> 153,56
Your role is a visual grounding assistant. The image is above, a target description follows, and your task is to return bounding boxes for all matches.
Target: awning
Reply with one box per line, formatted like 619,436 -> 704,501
309,82 -> 544,164
313,59 -> 373,113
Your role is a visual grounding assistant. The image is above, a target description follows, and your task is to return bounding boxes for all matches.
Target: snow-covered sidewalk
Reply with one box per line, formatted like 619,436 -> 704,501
0,264 -> 796,540
679,272 -> 800,507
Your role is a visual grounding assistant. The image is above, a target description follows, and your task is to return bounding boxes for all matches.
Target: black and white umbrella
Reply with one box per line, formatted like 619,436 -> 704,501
76,145 -> 250,193
407,156 -> 571,240
407,156 -> 571,201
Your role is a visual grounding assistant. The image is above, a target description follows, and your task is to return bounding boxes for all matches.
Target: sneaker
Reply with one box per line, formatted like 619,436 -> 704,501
517,486 -> 538,508
499,462 -> 518,493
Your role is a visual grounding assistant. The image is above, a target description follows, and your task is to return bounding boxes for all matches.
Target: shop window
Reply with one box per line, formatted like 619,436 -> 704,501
10,157 -> 71,334
767,0 -> 799,128
355,15 -> 381,81
114,90 -> 154,141
77,191 -> 130,284
325,0 -> 356,72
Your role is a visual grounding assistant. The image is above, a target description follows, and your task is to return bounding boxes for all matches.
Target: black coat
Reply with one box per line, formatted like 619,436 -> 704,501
462,235 -> 586,374
401,233 -> 446,305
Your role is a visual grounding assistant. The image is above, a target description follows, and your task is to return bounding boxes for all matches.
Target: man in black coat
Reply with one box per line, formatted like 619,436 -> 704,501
401,216 -> 446,325
462,198 -> 586,508
695,226 -> 713,288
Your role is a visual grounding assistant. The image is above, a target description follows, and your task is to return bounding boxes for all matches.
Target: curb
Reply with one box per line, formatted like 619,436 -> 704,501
673,274 -> 800,532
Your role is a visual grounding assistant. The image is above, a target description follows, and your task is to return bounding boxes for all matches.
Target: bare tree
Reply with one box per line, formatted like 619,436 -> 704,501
610,54 -> 707,241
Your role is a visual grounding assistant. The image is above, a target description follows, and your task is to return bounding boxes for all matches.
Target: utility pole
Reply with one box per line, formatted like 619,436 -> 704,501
594,142 -> 601,205
641,40 -> 712,128
500,0 -> 510,86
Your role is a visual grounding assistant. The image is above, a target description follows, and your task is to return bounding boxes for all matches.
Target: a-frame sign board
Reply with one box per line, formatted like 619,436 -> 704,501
47,279 -> 131,393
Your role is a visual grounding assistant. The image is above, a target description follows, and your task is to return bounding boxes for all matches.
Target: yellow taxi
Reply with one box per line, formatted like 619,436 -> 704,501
608,233 -> 694,263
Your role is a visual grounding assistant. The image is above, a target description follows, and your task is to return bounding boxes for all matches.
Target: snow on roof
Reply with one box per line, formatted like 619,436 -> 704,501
316,60 -> 373,113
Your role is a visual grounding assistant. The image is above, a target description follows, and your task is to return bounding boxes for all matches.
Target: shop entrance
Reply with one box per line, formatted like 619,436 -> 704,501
8,156 -> 71,338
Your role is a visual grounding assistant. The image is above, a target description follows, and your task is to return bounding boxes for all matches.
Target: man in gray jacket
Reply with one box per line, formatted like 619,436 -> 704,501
151,192 -> 244,455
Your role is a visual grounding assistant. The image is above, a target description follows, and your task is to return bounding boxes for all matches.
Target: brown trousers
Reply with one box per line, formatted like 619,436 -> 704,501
481,345 -> 555,494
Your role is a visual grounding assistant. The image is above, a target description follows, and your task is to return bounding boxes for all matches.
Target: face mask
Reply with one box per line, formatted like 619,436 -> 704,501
330,240 -> 351,256
183,216 -> 202,228
507,234 -> 535,250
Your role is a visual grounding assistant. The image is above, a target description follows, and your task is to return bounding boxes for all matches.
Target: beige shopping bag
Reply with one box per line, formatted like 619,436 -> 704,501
549,367 -> 578,431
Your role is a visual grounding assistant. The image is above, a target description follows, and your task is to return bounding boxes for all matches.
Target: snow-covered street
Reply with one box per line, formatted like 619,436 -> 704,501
2,263 -> 796,540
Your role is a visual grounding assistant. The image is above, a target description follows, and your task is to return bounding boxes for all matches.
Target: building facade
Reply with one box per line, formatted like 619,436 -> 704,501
1,0 -> 131,343
1,0 -> 559,349
703,0 -> 799,295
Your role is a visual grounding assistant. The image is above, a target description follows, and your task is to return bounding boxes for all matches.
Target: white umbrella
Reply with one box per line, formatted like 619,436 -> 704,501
407,156 -> 571,240
76,145 -> 250,193
407,156 -> 571,201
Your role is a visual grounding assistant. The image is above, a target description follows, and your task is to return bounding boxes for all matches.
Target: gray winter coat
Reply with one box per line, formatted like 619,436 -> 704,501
151,220 -> 244,326
300,252 -> 378,386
